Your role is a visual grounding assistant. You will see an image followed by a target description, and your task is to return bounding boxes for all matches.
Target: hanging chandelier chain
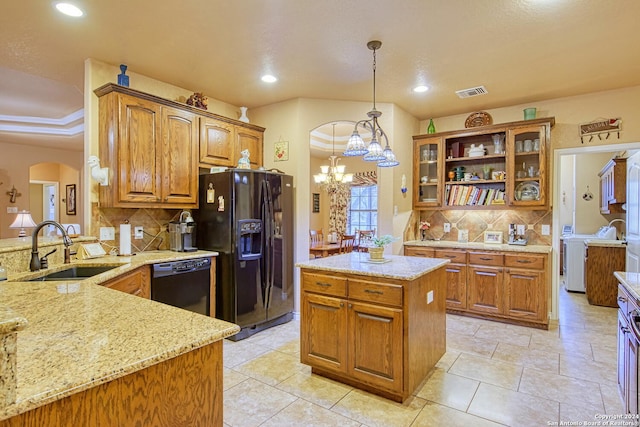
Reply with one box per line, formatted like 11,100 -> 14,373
372,46 -> 377,110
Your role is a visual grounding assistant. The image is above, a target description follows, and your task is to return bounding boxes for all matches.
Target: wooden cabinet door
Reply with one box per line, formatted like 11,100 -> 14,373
413,136 -> 443,208
467,265 -> 503,315
101,266 -> 150,299
444,263 -> 467,310
300,292 -> 347,373
199,117 -> 235,166
504,268 -> 544,321
506,124 -> 548,207
348,301 -> 403,393
161,106 -> 198,205
236,126 -> 263,168
117,93 -> 162,204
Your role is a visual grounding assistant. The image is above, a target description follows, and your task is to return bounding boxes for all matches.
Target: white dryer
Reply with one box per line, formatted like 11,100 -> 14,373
564,226 -> 617,292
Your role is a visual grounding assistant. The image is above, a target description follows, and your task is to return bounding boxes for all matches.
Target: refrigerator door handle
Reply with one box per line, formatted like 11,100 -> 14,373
261,179 -> 275,309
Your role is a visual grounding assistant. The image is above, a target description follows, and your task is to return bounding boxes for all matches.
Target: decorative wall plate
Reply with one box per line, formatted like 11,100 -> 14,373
515,181 -> 540,201
465,111 -> 493,128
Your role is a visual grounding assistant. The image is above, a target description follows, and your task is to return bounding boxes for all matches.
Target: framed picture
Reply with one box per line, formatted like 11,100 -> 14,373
66,184 -> 76,215
484,230 -> 503,244
312,193 -> 320,213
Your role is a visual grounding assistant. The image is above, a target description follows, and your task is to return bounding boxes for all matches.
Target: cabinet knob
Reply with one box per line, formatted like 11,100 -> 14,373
348,303 -> 353,309
340,302 -> 344,308
619,296 -> 628,303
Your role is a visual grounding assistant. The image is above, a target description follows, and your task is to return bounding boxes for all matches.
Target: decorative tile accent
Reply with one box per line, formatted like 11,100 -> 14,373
414,208 -> 552,245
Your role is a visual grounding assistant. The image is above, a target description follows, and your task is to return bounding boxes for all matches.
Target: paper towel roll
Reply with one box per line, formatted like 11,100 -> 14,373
120,224 -> 131,256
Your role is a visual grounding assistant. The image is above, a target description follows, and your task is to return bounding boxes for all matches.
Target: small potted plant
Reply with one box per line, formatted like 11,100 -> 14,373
368,235 -> 398,260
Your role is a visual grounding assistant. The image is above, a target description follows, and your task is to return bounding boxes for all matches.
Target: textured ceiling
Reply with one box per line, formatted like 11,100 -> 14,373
1,0 -> 640,152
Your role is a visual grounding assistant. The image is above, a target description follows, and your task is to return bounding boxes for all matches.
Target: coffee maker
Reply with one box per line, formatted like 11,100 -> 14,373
169,211 -> 197,252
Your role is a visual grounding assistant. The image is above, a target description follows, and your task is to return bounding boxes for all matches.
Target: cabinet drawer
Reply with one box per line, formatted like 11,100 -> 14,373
348,279 -> 403,307
618,286 -> 629,314
302,272 -> 347,297
404,247 -> 435,258
435,249 -> 466,264
469,252 -> 504,267
504,253 -> 545,270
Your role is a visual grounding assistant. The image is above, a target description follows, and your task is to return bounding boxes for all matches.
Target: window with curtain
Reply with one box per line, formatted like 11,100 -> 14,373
347,185 -> 377,235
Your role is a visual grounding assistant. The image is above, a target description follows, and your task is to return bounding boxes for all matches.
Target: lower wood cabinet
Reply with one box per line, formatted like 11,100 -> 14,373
434,249 -> 466,309
101,265 -> 150,299
405,245 -> 549,329
468,265 -> 504,315
300,266 -> 446,402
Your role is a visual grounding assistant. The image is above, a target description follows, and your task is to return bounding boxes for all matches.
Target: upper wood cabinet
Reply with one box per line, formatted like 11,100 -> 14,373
199,118 -> 264,168
199,118 -> 235,167
94,84 -> 265,208
412,117 -> 554,210
598,157 -> 627,214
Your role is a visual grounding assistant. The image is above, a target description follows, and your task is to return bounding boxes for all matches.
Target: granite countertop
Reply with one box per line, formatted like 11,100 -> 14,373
614,271 -> 640,301
404,239 -> 552,254
296,252 -> 450,281
0,250 -> 240,420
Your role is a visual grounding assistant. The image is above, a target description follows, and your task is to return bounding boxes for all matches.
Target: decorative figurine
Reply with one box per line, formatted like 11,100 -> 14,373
186,92 -> 208,110
117,64 -> 129,87
237,149 -> 251,169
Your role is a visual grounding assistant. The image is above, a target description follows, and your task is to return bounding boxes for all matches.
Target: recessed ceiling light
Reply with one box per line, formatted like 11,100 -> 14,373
413,85 -> 429,93
54,2 -> 84,17
261,75 -> 277,83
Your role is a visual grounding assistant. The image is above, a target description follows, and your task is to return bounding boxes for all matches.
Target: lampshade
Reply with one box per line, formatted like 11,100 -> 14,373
10,210 -> 37,238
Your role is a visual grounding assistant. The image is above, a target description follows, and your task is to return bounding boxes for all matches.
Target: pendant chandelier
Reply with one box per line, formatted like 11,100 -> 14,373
343,40 -> 399,168
314,123 -> 353,186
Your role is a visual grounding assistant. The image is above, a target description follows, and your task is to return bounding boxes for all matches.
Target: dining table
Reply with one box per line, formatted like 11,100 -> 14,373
309,242 -> 341,258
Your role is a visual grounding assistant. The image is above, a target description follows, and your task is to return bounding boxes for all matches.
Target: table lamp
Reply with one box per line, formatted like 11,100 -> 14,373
9,210 -> 37,238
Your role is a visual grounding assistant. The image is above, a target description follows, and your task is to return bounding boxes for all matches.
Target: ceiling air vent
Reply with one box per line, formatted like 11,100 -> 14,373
455,86 -> 488,99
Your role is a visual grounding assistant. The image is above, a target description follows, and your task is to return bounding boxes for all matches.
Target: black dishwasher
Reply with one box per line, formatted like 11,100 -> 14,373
151,257 -> 211,316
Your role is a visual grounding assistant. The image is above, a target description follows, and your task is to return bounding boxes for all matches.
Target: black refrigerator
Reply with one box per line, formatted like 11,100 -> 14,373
196,170 -> 294,341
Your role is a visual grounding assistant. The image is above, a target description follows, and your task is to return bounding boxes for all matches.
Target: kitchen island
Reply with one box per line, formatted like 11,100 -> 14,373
296,252 -> 449,402
0,251 -> 239,426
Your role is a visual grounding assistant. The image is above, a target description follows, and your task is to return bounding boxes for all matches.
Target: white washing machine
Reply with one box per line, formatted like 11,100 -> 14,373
564,226 -> 617,292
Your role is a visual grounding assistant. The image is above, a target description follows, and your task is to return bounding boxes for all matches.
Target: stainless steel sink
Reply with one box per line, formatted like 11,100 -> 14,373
28,265 -> 119,281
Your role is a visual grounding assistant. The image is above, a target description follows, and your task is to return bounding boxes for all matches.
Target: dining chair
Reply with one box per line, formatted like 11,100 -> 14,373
356,229 -> 376,252
309,229 -> 323,245
339,234 -> 356,253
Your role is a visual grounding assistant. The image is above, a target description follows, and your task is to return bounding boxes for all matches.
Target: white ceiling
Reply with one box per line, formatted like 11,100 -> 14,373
1,0 -> 640,152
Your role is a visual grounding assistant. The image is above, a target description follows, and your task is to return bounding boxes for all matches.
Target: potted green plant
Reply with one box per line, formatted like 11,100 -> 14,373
368,235 -> 398,260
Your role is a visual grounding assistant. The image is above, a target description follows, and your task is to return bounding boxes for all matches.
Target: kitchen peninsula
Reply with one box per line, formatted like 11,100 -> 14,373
0,251 -> 239,426
297,252 -> 449,402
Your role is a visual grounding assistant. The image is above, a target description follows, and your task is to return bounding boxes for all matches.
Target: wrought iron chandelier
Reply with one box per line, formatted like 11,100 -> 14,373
343,40 -> 399,167
313,123 -> 354,186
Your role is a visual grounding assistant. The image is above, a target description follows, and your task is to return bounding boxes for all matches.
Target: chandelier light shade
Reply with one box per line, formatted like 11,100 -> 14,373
343,40 -> 399,168
9,210 -> 37,238
314,124 -> 354,187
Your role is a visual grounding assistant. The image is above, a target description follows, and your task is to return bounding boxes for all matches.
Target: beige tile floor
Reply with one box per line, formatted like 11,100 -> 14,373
222,284 -> 621,426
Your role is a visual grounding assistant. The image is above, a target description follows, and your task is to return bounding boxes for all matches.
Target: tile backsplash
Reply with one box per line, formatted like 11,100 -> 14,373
91,204 -> 186,252
408,209 -> 552,246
